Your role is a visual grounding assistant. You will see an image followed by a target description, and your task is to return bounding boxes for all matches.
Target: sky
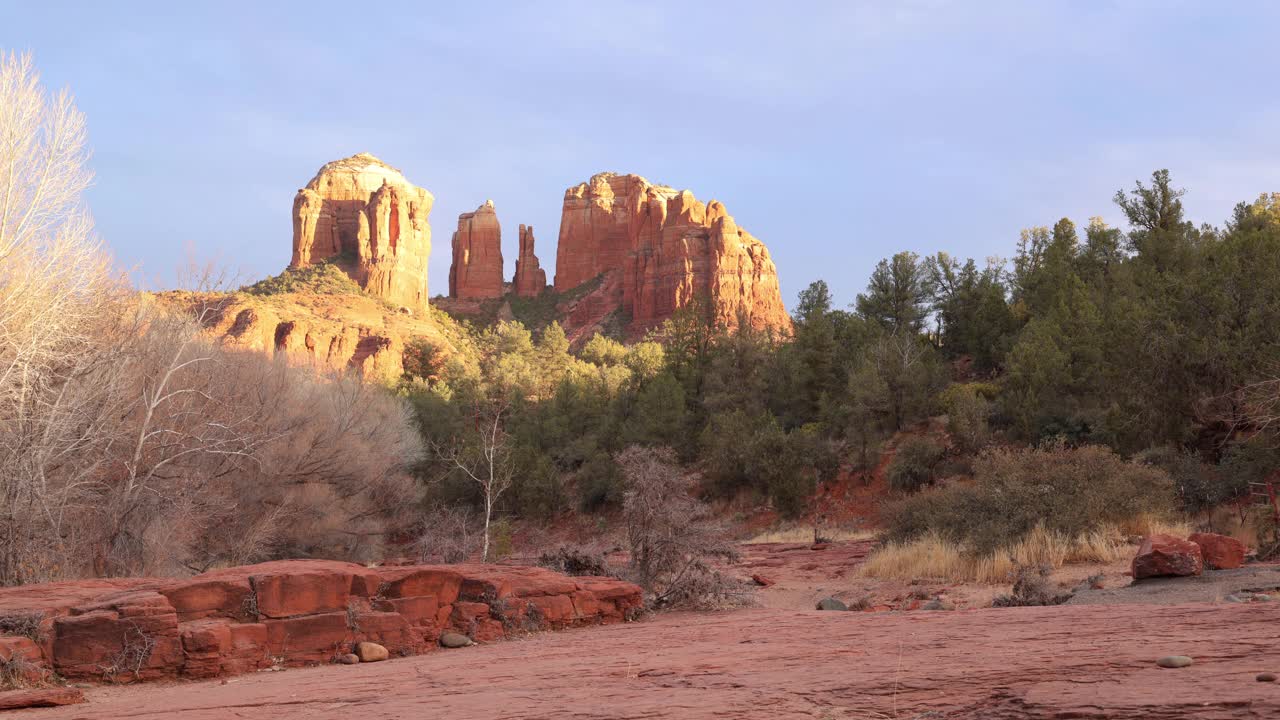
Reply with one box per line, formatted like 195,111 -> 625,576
2,1 -> 1278,308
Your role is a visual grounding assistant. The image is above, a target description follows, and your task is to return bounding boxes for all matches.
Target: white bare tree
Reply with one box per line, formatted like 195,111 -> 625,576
433,397 -> 514,562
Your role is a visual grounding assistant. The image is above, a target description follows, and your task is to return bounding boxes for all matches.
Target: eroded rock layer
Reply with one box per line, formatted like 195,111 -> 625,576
449,200 -> 504,299
513,224 -> 547,297
291,153 -> 433,308
554,172 -> 790,334
0,560 -> 641,684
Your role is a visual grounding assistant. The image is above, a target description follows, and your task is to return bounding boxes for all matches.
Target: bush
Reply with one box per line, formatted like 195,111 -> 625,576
538,546 -> 612,577
241,260 -> 363,296
887,443 -> 1175,555
577,452 -> 625,512
990,563 -> 1072,607
618,446 -> 747,609
887,437 -> 946,492
940,384 -> 993,453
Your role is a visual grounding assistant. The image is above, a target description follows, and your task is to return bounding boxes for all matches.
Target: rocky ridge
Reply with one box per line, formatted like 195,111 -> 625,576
553,172 -> 790,335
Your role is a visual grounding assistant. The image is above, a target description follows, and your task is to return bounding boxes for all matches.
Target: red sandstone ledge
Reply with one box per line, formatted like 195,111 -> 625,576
0,559 -> 641,684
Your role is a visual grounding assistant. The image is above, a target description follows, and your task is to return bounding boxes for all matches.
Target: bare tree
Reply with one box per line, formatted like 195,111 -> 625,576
0,53 -> 424,584
618,446 -> 745,609
0,51 -> 126,584
432,397 -> 514,561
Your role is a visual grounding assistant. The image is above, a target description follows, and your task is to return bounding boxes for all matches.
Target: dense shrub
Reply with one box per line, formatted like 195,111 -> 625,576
887,444 -> 1175,555
940,383 -> 994,453
241,260 -> 363,296
577,452 -> 625,512
887,437 -> 946,492
700,413 -> 836,517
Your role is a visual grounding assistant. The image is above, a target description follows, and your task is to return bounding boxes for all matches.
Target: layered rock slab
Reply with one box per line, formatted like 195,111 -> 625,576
554,172 -> 790,335
449,200 -> 504,300
291,153 -> 433,309
0,559 -> 640,684
25,603 -> 1280,719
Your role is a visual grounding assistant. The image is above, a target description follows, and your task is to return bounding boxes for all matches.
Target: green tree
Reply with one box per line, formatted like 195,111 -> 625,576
856,252 -> 931,334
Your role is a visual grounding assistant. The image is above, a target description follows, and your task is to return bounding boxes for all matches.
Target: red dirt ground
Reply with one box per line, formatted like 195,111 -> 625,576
14,602 -> 1280,719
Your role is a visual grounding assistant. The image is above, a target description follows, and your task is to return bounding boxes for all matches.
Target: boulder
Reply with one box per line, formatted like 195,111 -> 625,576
354,641 -> 389,663
816,597 -> 847,611
512,224 -> 548,297
291,153 -> 433,309
553,172 -> 791,337
1188,532 -> 1246,570
449,200 -> 504,299
440,632 -> 473,648
1132,535 -> 1203,579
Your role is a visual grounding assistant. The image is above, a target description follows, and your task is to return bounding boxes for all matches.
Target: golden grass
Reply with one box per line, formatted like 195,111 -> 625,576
1116,513 -> 1193,540
859,524 -> 1129,584
744,525 -> 876,544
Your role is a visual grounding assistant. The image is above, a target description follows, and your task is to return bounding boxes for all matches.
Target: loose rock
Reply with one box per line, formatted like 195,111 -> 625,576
354,641 -> 388,663
816,597 -> 847,611
922,599 -> 955,611
1258,672 -> 1278,682
1132,535 -> 1203,579
337,653 -> 360,665
1188,532 -> 1247,570
440,632 -> 473,648
1156,655 -> 1193,669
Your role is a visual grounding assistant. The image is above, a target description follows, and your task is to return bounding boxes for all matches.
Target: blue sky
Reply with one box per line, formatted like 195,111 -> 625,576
3,1 -> 1277,308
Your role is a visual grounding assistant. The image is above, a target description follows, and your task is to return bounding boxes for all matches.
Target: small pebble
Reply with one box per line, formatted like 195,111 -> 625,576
1157,655 -> 1193,669
1257,672 -> 1277,682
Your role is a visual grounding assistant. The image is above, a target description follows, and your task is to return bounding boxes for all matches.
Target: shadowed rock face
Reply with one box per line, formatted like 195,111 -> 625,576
513,224 -> 547,298
554,172 -> 790,335
449,200 -> 504,300
291,153 -> 433,308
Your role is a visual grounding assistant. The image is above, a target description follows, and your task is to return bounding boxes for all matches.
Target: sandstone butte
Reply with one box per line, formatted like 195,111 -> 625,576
512,223 -> 548,297
554,172 -> 791,336
448,200 -> 505,300
291,153 -> 433,309
0,559 -> 640,685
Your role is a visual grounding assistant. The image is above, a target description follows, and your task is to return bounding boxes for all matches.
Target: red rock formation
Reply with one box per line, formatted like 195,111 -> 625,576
449,200 -> 504,300
553,172 -> 790,335
0,559 -> 641,684
1188,532 -> 1246,570
291,153 -> 433,308
513,224 -> 547,297
1132,534 -> 1203,579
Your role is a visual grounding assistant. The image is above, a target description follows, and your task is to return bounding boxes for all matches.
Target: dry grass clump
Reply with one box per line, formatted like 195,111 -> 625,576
1117,513 -> 1193,540
745,526 -> 875,544
860,523 -> 1128,584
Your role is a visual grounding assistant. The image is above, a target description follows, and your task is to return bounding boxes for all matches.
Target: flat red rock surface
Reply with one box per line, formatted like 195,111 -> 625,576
15,602 -> 1280,719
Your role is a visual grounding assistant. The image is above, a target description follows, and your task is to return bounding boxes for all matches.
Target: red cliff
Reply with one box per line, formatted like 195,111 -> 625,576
513,224 -> 548,297
291,153 -> 433,309
554,172 -> 789,335
449,200 -> 504,300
